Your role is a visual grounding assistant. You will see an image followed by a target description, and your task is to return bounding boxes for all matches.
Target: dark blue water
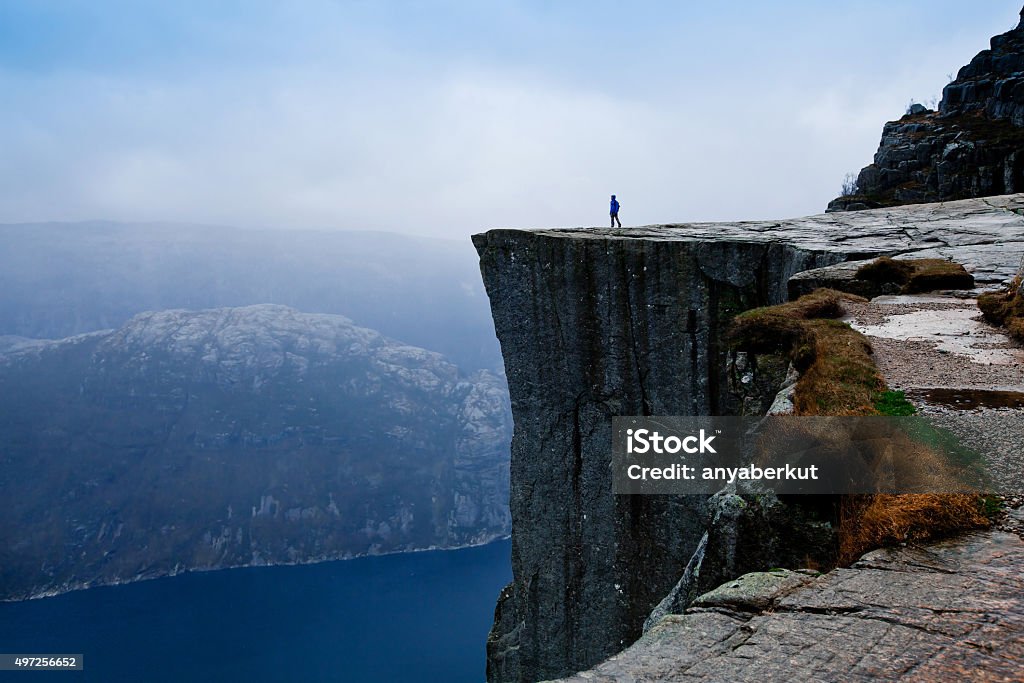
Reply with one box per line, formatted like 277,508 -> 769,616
0,539 -> 511,682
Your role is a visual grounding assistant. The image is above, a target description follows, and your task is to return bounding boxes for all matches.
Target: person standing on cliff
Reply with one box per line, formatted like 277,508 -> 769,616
610,194 -> 621,228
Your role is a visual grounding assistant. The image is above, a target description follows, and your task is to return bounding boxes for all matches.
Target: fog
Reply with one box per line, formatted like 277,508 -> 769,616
0,1 -> 1020,238
0,222 -> 500,371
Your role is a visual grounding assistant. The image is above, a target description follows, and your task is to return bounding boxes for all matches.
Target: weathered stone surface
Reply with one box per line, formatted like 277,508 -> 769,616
724,351 -> 791,417
640,487 -> 836,639
943,7 -> 1024,125
689,568 -> 816,612
475,196 -> 1024,682
765,364 -> 799,416
474,236 -> 843,681
553,530 -> 1024,682
829,10 -> 1024,211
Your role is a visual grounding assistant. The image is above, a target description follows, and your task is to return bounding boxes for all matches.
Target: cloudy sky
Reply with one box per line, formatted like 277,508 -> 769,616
0,1 -> 1020,239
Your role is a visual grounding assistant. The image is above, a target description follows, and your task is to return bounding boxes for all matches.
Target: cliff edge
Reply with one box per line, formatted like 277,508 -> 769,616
474,196 -> 1024,682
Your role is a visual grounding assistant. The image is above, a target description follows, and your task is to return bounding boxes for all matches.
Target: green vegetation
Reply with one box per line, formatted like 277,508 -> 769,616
856,256 -> 974,293
980,495 -> 1004,519
873,390 -> 916,416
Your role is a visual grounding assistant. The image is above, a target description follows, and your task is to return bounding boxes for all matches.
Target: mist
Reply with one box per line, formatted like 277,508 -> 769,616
1,1 -> 1020,237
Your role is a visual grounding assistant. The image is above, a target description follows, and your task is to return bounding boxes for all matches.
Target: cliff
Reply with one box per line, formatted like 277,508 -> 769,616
0,304 -> 511,600
828,9 -> 1024,211
474,195 -> 1024,682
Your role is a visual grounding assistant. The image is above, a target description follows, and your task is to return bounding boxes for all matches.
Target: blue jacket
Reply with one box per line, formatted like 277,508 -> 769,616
610,199 -> 620,214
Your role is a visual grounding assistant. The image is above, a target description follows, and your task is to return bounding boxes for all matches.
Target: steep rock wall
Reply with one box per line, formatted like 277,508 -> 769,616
474,197 -> 1024,682
474,232 -> 842,682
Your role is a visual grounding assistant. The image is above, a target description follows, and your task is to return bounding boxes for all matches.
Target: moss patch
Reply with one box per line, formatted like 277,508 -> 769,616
980,495 -> 1004,519
856,256 -> 974,293
874,390 -> 916,416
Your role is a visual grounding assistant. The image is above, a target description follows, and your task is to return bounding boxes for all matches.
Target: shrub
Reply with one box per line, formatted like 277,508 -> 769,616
840,172 -> 859,197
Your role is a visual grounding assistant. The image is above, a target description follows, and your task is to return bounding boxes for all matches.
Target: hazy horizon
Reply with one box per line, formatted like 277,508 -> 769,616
1,1 -> 1021,238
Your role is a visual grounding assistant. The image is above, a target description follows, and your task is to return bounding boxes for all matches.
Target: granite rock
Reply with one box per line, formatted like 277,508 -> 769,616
553,531 -> 1024,682
475,195 -> 1024,681
829,9 -> 1024,211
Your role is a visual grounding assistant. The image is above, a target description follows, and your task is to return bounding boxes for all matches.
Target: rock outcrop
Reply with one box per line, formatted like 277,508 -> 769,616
828,8 -> 1024,211
474,196 -> 1024,682
0,305 -> 511,600
554,529 -> 1024,682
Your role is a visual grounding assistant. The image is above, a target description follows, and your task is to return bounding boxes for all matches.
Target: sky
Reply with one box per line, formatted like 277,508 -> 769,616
0,1 -> 1021,239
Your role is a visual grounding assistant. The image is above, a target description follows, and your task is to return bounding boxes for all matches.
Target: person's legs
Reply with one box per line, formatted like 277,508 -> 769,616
610,214 -> 615,228
614,214 -> 621,228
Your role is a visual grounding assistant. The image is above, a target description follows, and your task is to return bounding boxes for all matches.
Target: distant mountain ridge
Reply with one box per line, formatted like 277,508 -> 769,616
0,221 -> 500,372
0,304 -> 511,600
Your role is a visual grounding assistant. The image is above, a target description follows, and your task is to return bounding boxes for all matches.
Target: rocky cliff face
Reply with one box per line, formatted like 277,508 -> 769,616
829,9 -> 1024,211
474,196 -> 1024,682
0,304 -> 510,600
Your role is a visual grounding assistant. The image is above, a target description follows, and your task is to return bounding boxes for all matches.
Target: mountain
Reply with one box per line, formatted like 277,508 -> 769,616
829,8 -> 1024,211
0,222 -> 500,372
0,304 -> 511,600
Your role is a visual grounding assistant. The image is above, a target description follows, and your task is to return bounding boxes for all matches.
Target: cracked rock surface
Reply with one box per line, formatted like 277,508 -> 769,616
841,293 -> 1024,496
553,531 -> 1024,682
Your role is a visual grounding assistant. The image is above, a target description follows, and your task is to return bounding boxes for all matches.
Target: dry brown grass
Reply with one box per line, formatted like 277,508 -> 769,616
978,276 -> 1024,342
729,288 -> 991,565
839,493 -> 988,564
729,289 -> 866,370
729,290 -> 882,414
792,319 -> 883,416
856,256 -> 974,293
